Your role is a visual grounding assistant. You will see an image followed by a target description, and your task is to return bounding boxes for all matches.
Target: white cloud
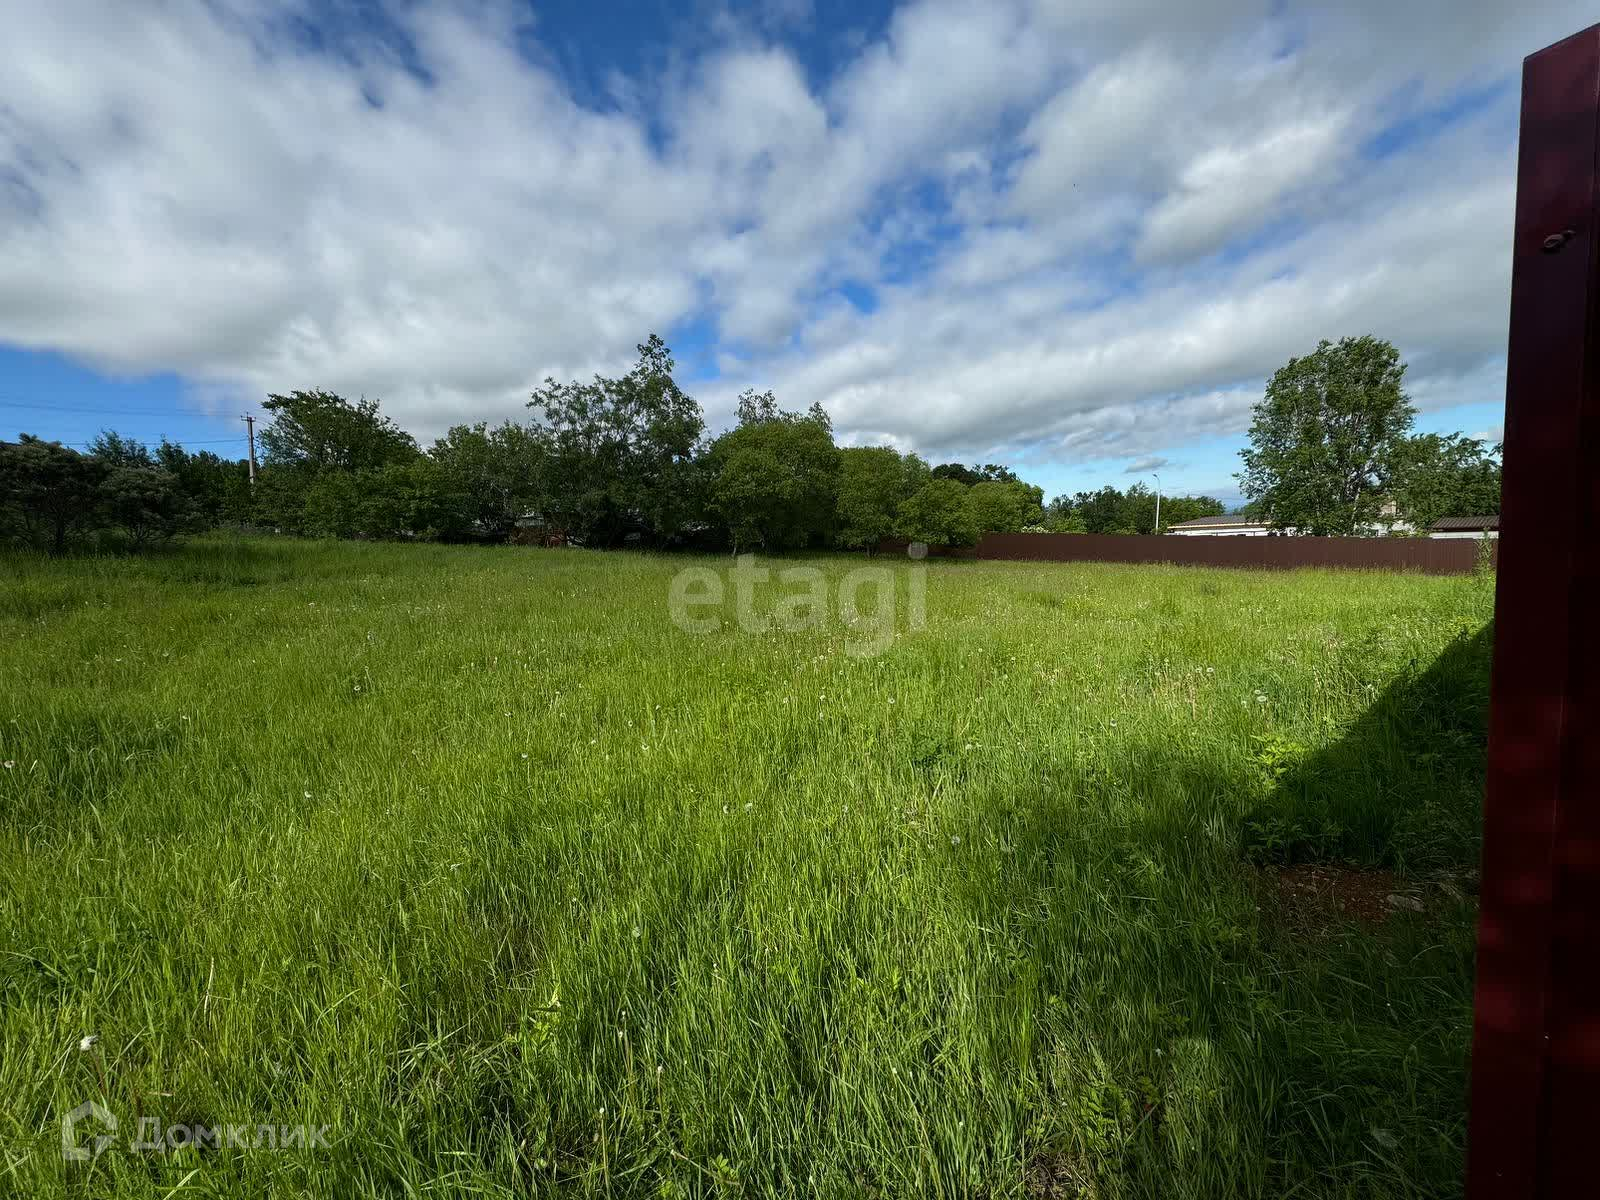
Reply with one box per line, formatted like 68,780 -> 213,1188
0,0 -> 1584,463
1135,108 -> 1351,264
1124,456 -> 1173,474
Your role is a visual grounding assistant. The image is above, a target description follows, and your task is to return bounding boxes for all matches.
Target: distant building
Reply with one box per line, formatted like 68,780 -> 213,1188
1429,515 -> 1499,540
1170,501 -> 1419,538
1167,514 -> 1286,537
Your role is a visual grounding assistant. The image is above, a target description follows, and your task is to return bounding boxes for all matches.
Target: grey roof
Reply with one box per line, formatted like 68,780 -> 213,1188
1431,515 -> 1499,531
1169,514 -> 1270,528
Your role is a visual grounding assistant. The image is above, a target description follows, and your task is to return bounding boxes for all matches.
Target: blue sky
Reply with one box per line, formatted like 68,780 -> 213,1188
2,0 -> 1580,506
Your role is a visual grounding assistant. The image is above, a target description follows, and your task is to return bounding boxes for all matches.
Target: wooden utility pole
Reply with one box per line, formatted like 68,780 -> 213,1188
1468,21 -> 1600,1198
242,414 -> 257,486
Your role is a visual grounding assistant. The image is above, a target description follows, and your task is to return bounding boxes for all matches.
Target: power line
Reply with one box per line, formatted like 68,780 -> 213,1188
59,436 -> 249,450
0,397 -> 241,419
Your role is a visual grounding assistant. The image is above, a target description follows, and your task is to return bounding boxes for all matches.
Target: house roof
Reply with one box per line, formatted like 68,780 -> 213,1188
1169,514 -> 1269,528
1430,515 -> 1500,532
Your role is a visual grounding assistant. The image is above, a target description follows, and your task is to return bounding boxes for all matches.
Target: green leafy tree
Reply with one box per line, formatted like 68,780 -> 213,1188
1157,494 -> 1227,530
356,461 -> 467,540
0,436 -> 107,552
155,442 -> 252,529
967,479 -> 1043,533
976,463 -> 1020,484
251,466 -> 315,533
1065,486 -> 1128,534
1237,336 -> 1416,535
88,433 -> 197,543
260,390 -> 419,472
708,393 -> 838,552
711,446 -> 784,554
931,461 -> 1021,486
87,430 -> 157,469
1043,509 -> 1088,533
98,466 -> 185,546
896,479 -> 980,548
304,461 -> 466,540
1048,486 -> 1222,533
301,471 -> 361,538
430,421 -> 551,540
930,462 -> 980,486
529,335 -> 705,545
1391,433 -> 1502,532
835,446 -> 928,551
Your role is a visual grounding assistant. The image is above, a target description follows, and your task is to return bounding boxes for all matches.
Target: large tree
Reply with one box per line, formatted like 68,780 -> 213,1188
0,436 -> 107,553
260,390 -> 419,472
88,433 -> 186,545
429,421 -> 551,540
1237,336 -> 1416,536
1390,433 -> 1502,532
896,479 -> 980,548
155,441 -> 252,529
931,462 -> 1019,486
98,465 -> 185,546
708,391 -> 838,552
835,446 -> 929,551
529,335 -> 705,546
966,479 -> 1043,533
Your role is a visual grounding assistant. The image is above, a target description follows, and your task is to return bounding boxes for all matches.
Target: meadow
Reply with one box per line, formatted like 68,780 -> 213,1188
0,537 -> 1494,1198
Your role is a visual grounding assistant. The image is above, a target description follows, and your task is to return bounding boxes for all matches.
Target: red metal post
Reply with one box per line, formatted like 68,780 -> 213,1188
1468,23 -> 1600,1198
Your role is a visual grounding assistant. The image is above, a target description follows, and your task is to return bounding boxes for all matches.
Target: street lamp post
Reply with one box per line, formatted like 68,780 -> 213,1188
1152,473 -> 1161,534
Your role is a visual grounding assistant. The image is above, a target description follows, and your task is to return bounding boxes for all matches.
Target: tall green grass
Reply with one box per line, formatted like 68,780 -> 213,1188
0,537 -> 1493,1197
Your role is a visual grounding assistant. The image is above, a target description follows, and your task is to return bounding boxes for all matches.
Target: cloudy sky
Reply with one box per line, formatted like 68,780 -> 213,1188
0,0 -> 1583,504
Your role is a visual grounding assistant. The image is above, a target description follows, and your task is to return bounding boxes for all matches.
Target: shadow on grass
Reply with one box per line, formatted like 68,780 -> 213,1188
936,624 -> 1494,1196
1242,622 -> 1494,871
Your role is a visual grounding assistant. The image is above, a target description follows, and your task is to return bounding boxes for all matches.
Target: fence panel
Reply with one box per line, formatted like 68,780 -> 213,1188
878,532 -> 1494,574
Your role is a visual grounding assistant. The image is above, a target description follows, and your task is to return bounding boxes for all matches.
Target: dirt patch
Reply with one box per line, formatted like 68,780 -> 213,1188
1260,863 -> 1420,933
1025,1153 -> 1097,1199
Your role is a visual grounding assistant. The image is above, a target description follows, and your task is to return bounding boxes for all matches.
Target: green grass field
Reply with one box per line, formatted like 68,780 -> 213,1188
0,537 -> 1494,1198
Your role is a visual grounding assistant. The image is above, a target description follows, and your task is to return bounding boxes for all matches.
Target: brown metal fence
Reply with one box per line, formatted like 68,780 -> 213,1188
879,532 -> 1496,574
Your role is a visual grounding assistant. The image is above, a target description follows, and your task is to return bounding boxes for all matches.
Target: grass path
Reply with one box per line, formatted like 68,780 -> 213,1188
0,538 -> 1492,1197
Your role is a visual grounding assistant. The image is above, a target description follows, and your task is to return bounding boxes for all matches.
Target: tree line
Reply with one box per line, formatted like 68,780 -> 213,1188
0,335 -> 1222,555
1,333 -> 1496,555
